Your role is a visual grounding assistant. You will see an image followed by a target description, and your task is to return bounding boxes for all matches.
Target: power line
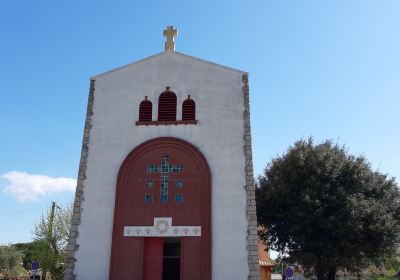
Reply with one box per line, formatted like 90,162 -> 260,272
0,208 -> 43,217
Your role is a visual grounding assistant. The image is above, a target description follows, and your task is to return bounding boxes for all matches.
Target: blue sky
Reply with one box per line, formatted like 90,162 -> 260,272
0,0 -> 399,246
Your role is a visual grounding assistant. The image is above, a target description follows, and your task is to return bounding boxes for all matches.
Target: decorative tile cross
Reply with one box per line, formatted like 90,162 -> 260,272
147,155 -> 183,174
147,155 -> 184,203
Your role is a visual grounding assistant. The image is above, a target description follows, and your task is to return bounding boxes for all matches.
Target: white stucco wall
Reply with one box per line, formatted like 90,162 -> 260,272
74,52 -> 249,279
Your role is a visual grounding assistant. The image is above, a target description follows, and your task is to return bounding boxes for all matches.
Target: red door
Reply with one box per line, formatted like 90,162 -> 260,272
109,138 -> 211,280
143,238 -> 163,280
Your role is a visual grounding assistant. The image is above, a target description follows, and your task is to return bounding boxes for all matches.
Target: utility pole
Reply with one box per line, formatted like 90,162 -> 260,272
48,201 -> 61,250
43,201 -> 60,280
48,202 -> 55,241
48,202 -> 59,243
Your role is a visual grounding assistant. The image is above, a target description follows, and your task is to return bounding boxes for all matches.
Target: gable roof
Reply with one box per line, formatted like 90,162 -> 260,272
90,51 -> 247,80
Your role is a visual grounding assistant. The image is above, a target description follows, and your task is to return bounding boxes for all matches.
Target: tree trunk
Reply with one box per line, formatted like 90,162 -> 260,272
327,266 -> 337,280
316,258 -> 326,280
316,268 -> 325,280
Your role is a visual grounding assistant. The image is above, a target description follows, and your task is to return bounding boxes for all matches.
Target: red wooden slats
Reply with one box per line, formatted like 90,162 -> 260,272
182,99 -> 196,121
158,91 -> 177,121
139,100 -> 152,121
139,91 -> 197,124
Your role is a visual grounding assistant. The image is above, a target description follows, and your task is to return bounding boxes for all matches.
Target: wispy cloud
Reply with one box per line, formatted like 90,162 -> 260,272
1,171 -> 76,202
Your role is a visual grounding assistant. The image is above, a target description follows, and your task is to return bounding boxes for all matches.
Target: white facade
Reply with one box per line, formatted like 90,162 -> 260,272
73,51 -> 250,279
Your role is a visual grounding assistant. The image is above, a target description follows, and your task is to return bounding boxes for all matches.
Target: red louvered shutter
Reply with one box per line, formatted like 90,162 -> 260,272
139,99 -> 152,121
158,90 -> 177,121
182,98 -> 195,121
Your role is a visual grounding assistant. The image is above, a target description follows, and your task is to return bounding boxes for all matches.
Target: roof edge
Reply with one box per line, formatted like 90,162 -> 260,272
90,51 -> 247,80
173,51 -> 248,75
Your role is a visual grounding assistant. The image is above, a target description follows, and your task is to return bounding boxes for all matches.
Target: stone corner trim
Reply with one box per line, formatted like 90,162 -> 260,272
242,74 -> 260,280
64,80 -> 95,280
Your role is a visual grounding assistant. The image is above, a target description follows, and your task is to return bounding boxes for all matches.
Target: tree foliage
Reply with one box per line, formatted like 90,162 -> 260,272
32,203 -> 72,280
13,241 -> 46,270
0,245 -> 27,278
257,138 -> 400,280
0,246 -> 22,272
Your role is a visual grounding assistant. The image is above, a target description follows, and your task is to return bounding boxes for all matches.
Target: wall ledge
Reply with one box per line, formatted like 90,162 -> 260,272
135,120 -> 198,126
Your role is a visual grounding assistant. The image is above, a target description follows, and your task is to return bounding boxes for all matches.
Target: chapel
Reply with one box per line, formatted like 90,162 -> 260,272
64,26 -> 259,280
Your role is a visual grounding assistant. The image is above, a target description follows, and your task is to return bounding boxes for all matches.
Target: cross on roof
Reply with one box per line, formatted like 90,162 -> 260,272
163,26 -> 178,52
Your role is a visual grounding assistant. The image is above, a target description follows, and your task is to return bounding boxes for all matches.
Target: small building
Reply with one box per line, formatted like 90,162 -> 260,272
259,242 -> 276,280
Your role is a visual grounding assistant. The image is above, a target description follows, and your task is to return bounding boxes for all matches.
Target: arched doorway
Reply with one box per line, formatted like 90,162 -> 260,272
110,138 -> 211,280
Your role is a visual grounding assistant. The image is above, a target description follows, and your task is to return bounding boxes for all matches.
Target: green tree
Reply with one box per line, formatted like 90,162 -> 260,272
0,245 -> 27,278
378,256 -> 400,279
33,203 -> 72,280
257,138 -> 400,280
13,241 -> 45,270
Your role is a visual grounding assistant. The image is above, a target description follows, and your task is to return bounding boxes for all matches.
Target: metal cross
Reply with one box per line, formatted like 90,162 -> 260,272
163,26 -> 178,51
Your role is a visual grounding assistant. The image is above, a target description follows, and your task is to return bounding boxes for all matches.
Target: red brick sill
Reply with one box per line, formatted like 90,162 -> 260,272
135,120 -> 198,126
